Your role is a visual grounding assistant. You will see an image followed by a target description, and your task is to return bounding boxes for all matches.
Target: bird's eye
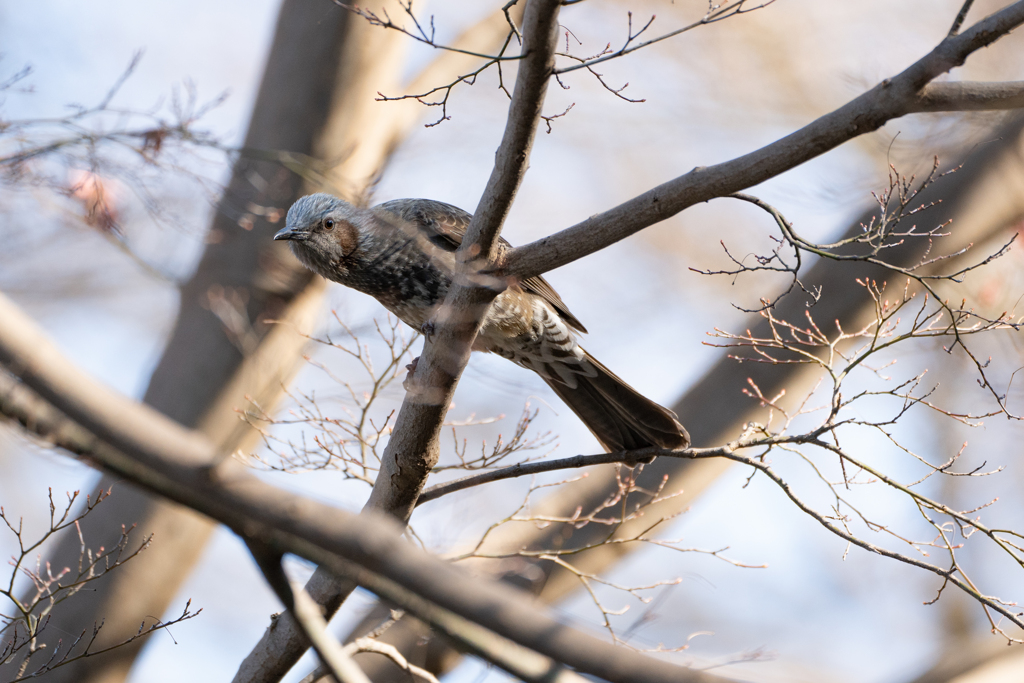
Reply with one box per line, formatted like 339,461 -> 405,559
323,218 -> 335,230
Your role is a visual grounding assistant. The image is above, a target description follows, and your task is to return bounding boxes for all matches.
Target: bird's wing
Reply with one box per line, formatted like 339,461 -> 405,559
376,198 -> 588,333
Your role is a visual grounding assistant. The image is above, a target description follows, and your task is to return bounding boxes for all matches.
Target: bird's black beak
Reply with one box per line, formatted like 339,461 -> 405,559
274,225 -> 307,241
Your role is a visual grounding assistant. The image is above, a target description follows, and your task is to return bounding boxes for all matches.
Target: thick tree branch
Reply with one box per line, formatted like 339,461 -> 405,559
912,80 -> 1024,111
0,296 -> 730,683
503,1 -> 1024,281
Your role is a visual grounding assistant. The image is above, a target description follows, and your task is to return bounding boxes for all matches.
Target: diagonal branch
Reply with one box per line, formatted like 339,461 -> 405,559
0,294 -> 730,683
463,0 -> 560,255
502,1 -> 1024,281
248,544 -> 373,683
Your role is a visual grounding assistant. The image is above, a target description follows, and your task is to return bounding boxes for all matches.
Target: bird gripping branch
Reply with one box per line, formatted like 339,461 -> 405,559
275,193 -> 690,453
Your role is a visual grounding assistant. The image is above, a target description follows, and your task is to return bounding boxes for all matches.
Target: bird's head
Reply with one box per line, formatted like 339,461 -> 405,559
274,193 -> 366,279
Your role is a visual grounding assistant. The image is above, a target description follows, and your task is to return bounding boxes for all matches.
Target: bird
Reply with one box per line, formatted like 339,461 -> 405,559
274,193 -> 690,453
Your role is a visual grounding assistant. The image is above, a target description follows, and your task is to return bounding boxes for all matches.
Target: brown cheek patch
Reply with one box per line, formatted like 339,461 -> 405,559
333,221 -> 358,257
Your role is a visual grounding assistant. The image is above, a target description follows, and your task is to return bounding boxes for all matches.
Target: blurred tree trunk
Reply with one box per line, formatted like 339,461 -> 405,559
907,645 -> 1024,683
340,114 -> 1024,682
904,351 -> 1024,683
9,2 -> 409,681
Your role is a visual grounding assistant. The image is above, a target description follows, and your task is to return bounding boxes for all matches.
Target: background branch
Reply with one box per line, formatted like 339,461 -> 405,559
502,1 -> 1024,280
2,3 -> 386,681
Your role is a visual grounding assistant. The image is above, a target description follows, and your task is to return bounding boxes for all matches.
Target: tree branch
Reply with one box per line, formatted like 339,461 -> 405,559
460,113 -> 1024,613
0,294 -> 730,683
502,1 -> 1024,281
418,445 -> 723,506
464,0 -> 561,253
363,0 -> 562,520
248,544 -> 373,683
912,80 -> 1024,111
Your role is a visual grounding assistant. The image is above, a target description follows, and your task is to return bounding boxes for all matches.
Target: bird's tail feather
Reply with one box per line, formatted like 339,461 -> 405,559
542,350 -> 690,453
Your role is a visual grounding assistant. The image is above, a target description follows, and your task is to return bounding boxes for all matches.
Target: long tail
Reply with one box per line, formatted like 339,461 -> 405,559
542,350 -> 690,453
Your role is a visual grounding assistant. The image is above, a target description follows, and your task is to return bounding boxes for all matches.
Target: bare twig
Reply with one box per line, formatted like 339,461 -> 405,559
335,1 -> 521,62
0,489 -> 201,680
554,0 -> 776,76
949,0 -> 977,36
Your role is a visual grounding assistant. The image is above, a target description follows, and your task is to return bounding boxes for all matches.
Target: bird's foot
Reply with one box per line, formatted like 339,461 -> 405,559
622,447 -> 657,467
420,320 -> 435,340
403,356 -> 420,392
401,356 -> 446,403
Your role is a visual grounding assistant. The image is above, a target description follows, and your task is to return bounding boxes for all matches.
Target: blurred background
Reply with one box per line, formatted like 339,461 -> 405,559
2,1 -> 1024,682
